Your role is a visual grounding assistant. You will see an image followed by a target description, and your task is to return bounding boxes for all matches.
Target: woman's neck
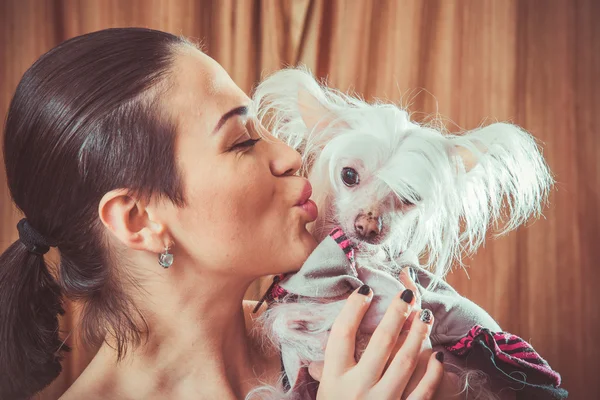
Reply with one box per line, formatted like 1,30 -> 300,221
63,258 -> 279,400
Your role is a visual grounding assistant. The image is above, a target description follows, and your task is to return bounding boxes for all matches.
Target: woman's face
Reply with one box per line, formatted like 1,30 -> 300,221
160,48 -> 318,278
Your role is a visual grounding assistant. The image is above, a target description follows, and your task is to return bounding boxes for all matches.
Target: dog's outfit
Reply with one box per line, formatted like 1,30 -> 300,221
260,229 -> 568,399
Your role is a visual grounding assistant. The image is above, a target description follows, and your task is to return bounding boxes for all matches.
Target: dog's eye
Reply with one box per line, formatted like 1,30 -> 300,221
341,167 -> 360,187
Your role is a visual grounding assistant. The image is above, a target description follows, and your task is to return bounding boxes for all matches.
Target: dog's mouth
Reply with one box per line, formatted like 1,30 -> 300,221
358,233 -> 386,246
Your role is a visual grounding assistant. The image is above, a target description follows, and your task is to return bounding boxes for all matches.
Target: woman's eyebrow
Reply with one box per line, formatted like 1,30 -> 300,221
212,106 -> 248,133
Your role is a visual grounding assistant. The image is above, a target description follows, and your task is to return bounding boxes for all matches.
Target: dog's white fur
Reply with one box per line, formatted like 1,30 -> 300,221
245,68 -> 554,399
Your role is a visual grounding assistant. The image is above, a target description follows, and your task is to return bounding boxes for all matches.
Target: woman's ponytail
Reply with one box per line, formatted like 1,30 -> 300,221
1,27 -> 194,398
0,219 -> 68,400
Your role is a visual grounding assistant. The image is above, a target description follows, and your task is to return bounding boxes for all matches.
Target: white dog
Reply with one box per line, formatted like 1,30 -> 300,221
246,68 -> 561,400
253,67 -> 552,277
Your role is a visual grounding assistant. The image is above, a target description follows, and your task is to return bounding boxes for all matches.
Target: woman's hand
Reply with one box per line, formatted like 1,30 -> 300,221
314,283 -> 445,400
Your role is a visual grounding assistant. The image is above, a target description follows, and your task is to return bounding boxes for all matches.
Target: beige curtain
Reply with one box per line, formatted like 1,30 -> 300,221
1,1 -> 598,399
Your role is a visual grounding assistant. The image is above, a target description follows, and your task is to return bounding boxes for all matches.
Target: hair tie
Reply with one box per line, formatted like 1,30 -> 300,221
17,218 -> 53,256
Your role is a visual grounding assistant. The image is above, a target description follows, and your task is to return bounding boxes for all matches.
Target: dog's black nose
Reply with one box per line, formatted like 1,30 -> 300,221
355,214 -> 383,241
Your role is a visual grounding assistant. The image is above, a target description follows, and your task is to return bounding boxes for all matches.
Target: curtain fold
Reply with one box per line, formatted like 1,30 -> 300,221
1,1 -> 598,398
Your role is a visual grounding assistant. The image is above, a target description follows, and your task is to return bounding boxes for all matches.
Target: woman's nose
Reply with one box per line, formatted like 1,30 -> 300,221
269,140 -> 302,176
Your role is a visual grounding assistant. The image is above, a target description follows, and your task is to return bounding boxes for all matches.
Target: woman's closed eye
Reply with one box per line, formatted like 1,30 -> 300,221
226,118 -> 263,152
228,137 -> 261,152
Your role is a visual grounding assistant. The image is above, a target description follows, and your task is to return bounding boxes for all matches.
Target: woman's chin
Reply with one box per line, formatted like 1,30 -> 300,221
302,228 -> 319,252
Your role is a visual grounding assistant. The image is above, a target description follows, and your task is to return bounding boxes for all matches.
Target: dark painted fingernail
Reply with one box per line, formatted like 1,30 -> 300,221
435,351 -> 444,363
358,284 -> 371,295
400,289 -> 414,304
419,309 -> 433,324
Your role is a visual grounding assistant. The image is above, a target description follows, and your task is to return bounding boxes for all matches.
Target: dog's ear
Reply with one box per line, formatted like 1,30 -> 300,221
450,142 -> 488,173
447,122 -> 553,255
253,67 -> 348,154
297,86 -> 341,133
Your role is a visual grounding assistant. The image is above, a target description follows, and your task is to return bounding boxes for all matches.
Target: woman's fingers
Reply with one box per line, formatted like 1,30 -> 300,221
405,352 -> 445,400
317,282 -> 442,400
358,288 -> 415,383
399,269 -> 422,332
399,268 -> 421,307
324,284 -> 373,375
376,308 -> 434,394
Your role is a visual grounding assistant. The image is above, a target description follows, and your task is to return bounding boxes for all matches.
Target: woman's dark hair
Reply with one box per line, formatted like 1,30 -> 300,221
0,28 -> 190,399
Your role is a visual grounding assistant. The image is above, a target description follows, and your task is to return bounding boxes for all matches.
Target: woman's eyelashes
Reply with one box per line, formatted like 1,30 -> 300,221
227,124 -> 261,152
228,137 -> 261,151
224,118 -> 264,153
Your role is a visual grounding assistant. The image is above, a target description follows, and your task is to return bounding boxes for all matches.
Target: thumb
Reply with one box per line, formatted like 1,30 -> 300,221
308,360 -> 324,381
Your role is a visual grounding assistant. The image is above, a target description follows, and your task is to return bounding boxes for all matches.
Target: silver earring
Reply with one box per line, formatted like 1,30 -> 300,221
158,244 -> 174,268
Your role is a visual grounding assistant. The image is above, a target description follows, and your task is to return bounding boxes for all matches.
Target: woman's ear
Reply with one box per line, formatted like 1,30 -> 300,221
98,189 -> 168,253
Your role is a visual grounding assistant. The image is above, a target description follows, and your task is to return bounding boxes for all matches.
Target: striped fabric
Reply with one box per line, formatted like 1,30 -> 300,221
447,325 -> 561,385
252,273 -> 288,313
446,325 -> 568,398
328,227 -> 356,266
270,275 -> 288,300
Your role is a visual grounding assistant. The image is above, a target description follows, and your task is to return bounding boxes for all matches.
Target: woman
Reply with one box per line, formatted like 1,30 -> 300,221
0,28 -> 446,399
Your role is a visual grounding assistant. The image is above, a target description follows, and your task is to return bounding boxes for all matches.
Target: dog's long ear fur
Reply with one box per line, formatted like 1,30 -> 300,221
451,123 -> 554,248
383,122 -> 554,277
252,67 -> 352,174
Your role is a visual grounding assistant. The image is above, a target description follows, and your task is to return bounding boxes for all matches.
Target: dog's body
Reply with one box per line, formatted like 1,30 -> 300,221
246,68 -> 562,400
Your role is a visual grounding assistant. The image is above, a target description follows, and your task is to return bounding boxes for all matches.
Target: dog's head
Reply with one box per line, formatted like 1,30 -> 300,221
253,68 -> 553,276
